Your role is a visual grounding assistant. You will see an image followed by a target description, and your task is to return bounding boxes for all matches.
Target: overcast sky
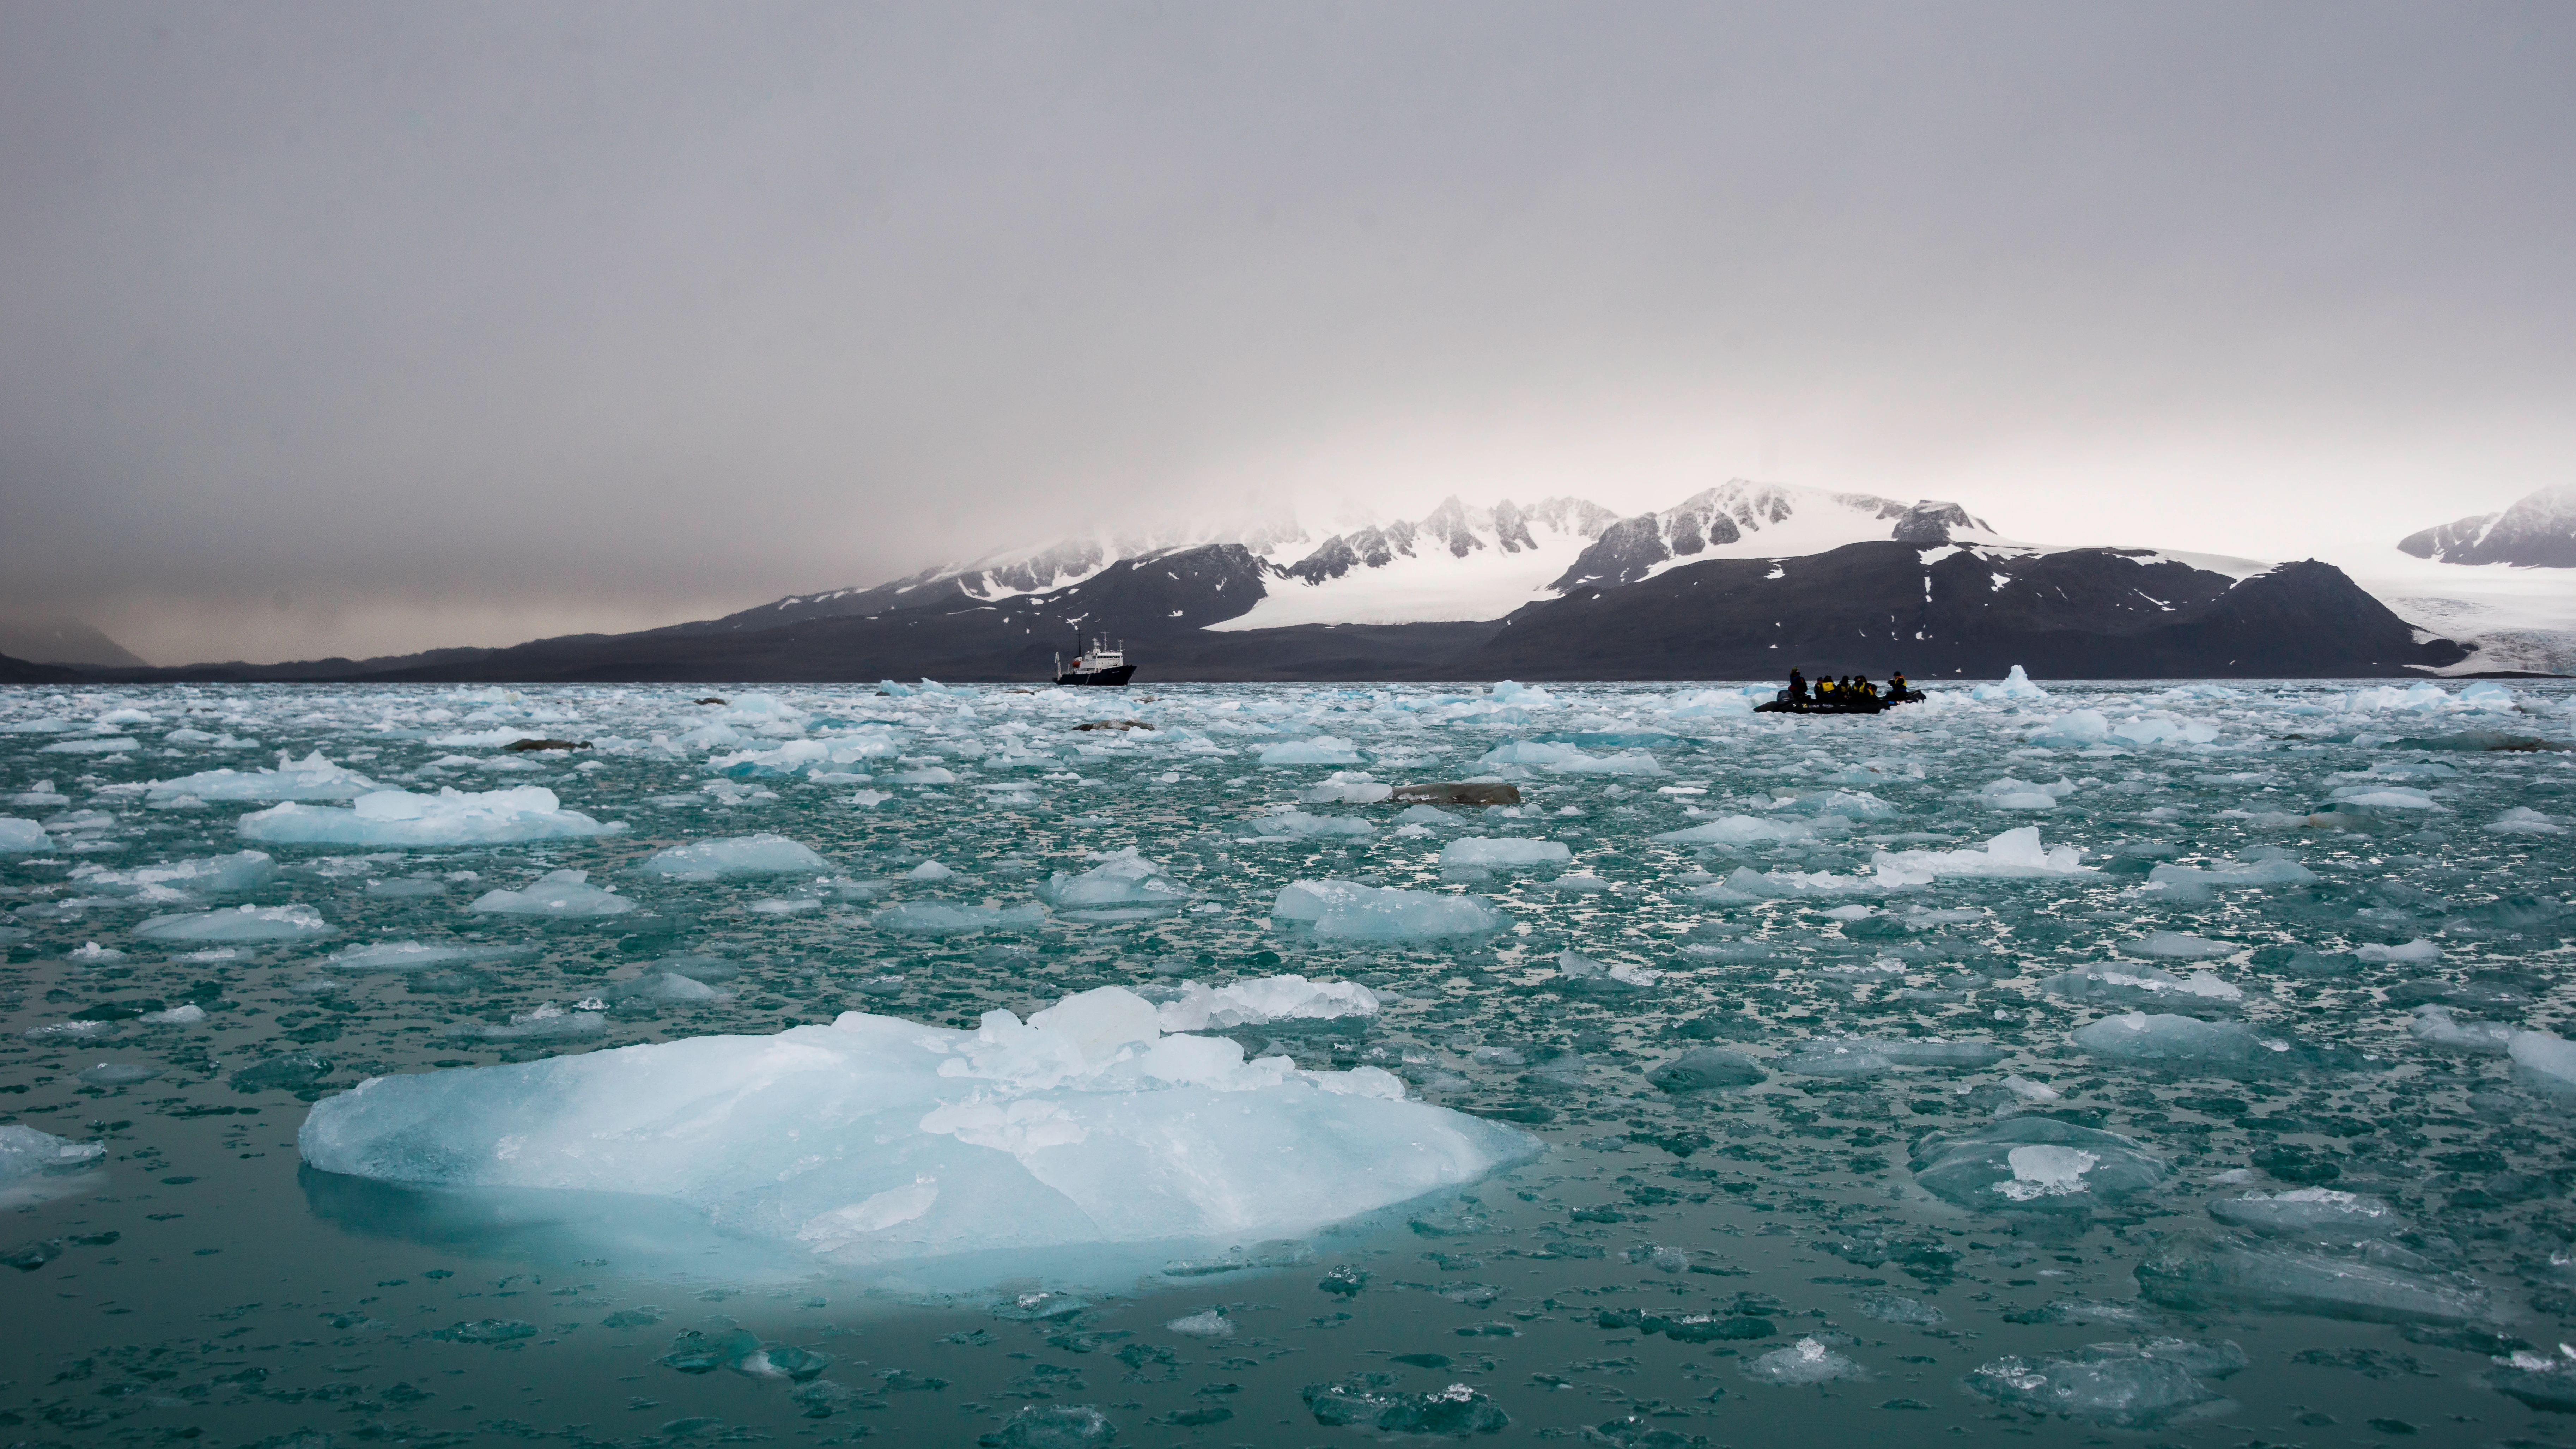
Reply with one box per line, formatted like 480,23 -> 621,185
4,2 -> 2570,664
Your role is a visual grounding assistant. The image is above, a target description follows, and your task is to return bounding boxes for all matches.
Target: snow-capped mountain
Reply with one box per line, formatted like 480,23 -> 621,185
2399,484 -> 2576,567
692,479 -> 1998,636
1207,481 -> 1998,630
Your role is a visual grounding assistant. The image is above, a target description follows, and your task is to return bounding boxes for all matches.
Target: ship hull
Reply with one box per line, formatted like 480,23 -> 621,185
1055,665 -> 1137,686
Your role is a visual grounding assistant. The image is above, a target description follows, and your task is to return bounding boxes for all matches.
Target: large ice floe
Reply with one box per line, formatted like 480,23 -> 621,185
300,981 -> 1536,1279
240,786 -> 624,847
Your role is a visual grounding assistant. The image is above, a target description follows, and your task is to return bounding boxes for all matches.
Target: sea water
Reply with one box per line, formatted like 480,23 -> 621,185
2,675 -> 2573,1445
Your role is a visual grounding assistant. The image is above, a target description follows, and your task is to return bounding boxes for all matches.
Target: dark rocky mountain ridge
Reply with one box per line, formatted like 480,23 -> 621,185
38,539 -> 2471,684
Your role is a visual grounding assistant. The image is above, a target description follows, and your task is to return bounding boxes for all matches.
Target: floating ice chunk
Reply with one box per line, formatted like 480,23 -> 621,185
1439,837 -> 1571,869
1868,826 -> 2089,887
2023,711 -> 2109,748
0,818 -> 51,852
147,750 -> 377,804
68,851 -> 278,899
1152,975 -> 1378,1032
2326,784 -> 2446,810
1271,880 -> 1506,940
77,1063 -> 163,1086
2110,712 -> 2222,747
1554,951 -> 1660,991
631,834 -> 831,879
1244,811 -> 1377,840
2209,1188 -> 2402,1239
1742,1337 -> 1864,1385
42,736 -> 139,754
1967,1352 -> 2216,1427
2510,1030 -> 2576,1093
617,971 -> 735,1003
242,787 -> 624,847
2356,938 -> 2441,963
1980,775 -> 2078,810
2002,1074 -> 2060,1101
1971,665 -> 2049,701
2488,806 -> 2566,834
2043,963 -> 2242,1012
466,870 -> 634,917
1646,1047 -> 1766,1091
1772,788 -> 1901,819
2137,1237 -> 2490,1323
449,1002 -> 607,1040
324,941 -> 524,973
1910,1117 -> 2166,1211
1302,1378 -> 1509,1433
0,1125 -> 106,1185
1165,1310 -> 1234,1338
2069,1013 -> 2307,1071
1300,771 -> 1392,804
1545,749 -> 1668,776
654,955 -> 743,982
885,766 -> 958,785
1259,736 -> 1361,766
2147,858 -> 2317,896
2124,931 -> 2235,960
2410,1005 -> 2516,1054
871,901 -> 1049,936
1653,815 -> 1813,846
135,903 -> 333,942
1035,848 -> 1192,919
23,1021 -> 114,1042
301,986 -> 1540,1271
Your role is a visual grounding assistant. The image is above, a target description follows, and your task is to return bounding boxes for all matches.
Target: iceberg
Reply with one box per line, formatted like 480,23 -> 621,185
1868,826 -> 2089,887
2137,1237 -> 2490,1324
1271,880 -> 1506,940
68,851 -> 279,900
1971,665 -> 2049,701
1242,811 -> 1376,840
1910,1118 -> 2166,1211
2068,1013 -> 2304,1071
630,834 -> 831,879
2510,1030 -> 2576,1093
1033,847 -> 1193,919
2042,963 -> 2241,1011
324,941 -> 525,974
0,1125 -> 107,1187
1652,815 -> 1813,846
2208,1188 -> 2401,1239
300,986 -> 1540,1271
1258,736 -> 1361,766
0,818 -> 48,853
241,787 -> 624,847
1439,836 -> 1571,869
466,869 -> 634,917
134,903 -> 333,943
1967,1352 -> 2217,1428
146,750 -> 377,804
1152,975 -> 1378,1032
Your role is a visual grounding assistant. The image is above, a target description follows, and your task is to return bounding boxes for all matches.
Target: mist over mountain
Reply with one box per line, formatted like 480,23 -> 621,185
0,618 -> 147,669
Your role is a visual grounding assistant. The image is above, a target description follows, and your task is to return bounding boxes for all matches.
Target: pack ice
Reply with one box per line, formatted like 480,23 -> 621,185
299,983 -> 1539,1270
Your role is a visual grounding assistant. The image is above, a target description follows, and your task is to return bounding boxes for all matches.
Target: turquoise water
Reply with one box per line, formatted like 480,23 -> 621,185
3,676 -> 2573,1447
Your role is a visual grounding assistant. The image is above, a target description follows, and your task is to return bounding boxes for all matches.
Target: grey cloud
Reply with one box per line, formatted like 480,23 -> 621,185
2,2 -> 2569,662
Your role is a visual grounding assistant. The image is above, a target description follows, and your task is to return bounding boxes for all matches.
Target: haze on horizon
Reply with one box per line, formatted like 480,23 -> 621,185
2,2 -> 2570,666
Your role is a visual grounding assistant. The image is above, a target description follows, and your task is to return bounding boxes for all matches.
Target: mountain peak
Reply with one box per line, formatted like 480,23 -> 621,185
2398,483 -> 2576,567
